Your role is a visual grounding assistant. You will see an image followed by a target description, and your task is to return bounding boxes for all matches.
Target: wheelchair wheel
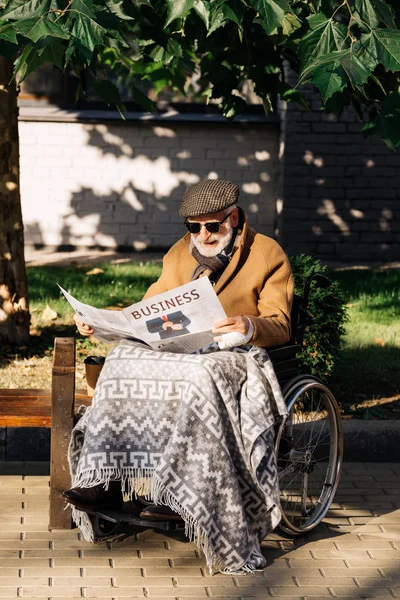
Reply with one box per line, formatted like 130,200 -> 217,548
90,514 -> 121,541
276,376 -> 343,535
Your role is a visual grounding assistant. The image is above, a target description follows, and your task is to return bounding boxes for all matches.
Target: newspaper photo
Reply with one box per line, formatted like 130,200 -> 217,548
59,277 -> 227,354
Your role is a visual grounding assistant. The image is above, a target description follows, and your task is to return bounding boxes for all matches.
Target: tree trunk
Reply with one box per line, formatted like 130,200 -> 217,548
0,57 -> 30,345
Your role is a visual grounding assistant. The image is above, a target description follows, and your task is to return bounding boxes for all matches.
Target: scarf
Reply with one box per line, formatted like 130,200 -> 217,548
190,227 -> 241,282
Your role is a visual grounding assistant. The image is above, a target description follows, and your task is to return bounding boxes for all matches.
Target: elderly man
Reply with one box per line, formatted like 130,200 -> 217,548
64,179 -> 293,574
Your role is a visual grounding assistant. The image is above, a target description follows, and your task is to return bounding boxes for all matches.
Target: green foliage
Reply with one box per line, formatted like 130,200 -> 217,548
0,0 -> 399,146
289,254 -> 347,382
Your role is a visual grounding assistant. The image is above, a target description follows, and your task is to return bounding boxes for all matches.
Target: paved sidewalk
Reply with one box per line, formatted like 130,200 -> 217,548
0,463 -> 399,599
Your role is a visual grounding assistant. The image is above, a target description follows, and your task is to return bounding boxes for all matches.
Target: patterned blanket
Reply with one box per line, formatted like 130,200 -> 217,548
69,340 -> 287,573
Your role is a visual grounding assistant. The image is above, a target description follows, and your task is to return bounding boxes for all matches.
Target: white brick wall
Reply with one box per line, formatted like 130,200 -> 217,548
19,119 -> 280,250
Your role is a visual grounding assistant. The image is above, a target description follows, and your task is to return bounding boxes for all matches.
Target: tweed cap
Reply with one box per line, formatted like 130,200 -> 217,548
179,179 -> 239,217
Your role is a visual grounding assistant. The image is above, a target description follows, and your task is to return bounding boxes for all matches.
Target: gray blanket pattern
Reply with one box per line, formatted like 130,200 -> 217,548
69,340 -> 287,573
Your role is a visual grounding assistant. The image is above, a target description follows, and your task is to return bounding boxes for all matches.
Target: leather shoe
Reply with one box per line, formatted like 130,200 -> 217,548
61,481 -> 122,510
139,504 -> 183,521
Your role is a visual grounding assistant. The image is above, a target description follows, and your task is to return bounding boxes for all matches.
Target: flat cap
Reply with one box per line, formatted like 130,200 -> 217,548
179,179 -> 239,217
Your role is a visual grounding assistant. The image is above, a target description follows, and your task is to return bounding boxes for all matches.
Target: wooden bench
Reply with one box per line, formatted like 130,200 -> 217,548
0,338 -> 91,530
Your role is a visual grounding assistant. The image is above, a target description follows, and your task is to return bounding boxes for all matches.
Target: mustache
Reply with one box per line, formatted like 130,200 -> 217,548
200,236 -> 219,243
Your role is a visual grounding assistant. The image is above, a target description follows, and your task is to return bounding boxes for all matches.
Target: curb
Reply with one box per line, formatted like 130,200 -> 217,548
342,420 -> 400,462
1,420 -> 400,464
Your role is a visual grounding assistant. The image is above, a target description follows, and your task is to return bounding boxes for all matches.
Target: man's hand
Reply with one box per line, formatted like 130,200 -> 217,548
74,313 -> 94,337
212,316 -> 249,342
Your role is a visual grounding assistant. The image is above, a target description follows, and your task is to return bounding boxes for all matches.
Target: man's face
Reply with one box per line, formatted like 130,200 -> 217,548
188,207 -> 239,258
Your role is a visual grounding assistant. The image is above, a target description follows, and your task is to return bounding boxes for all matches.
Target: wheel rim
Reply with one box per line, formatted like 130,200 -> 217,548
276,380 -> 342,534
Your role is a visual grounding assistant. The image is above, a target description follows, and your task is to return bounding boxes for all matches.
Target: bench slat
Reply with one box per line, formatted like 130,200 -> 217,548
0,390 -> 91,427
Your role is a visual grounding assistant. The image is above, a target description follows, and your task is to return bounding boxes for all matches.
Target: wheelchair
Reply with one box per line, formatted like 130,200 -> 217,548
270,272 -> 343,535
80,272 -> 343,540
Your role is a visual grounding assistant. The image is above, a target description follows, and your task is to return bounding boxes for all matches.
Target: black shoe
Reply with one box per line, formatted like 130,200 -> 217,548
139,504 -> 183,521
61,481 -> 122,510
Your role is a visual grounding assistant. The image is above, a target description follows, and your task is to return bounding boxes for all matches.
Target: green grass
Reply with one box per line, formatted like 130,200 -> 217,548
28,261 -> 162,318
1,262 -> 399,407
329,269 -> 400,406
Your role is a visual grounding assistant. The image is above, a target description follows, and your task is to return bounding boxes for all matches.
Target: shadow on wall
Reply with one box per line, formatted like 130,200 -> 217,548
280,99 -> 400,263
21,120 -> 279,251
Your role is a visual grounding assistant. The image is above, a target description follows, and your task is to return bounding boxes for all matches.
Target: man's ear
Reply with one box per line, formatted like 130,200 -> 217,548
231,207 -> 239,227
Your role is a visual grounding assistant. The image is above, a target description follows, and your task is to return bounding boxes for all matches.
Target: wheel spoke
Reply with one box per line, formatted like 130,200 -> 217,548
276,380 -> 342,534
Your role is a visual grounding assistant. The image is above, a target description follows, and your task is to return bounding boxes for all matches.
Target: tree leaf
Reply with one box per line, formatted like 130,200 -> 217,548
93,79 -> 125,113
166,38 -> 182,62
145,65 -> 169,94
41,304 -> 58,321
279,84 -> 310,111
300,48 -> 350,82
307,13 -> 327,30
165,0 -> 195,28
207,3 -> 226,36
372,0 -> 396,29
69,0 -> 96,20
0,0 -> 51,20
131,84 -> 155,112
193,0 -> 210,29
0,22 -> 18,43
357,29 -> 400,73
312,61 -> 347,102
71,13 -> 106,52
300,17 -> 348,73
104,0 -> 134,20
339,52 -> 370,92
221,3 -> 244,27
354,0 -> 396,29
13,39 -> 65,82
361,93 -> 400,150
14,16 -> 69,42
281,13 -> 301,36
249,0 -> 291,35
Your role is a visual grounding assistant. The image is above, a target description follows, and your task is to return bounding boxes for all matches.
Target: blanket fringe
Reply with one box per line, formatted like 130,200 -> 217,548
71,468 -> 258,575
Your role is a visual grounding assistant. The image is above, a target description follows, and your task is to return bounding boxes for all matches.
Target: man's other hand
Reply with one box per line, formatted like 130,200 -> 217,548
74,313 -> 94,337
212,316 -> 249,340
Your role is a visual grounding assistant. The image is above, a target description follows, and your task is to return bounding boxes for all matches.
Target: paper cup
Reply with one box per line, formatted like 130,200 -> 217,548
84,356 -> 106,396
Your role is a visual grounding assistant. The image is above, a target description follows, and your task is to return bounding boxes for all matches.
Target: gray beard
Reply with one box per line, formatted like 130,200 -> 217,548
191,227 -> 233,258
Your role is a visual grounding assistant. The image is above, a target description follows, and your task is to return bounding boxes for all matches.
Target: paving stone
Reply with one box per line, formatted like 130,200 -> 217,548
288,558 -> 347,567
143,567 -> 204,577
84,567 -> 143,576
151,587 -> 207,597
0,577 -> 49,586
0,464 -> 399,599
322,567 -> 382,577
0,589 -> 19,597
52,557 -> 111,567
20,588 -> 82,597
268,586 -> 332,596
328,589 -> 393,597
114,576 -> 175,586
113,557 -> 171,567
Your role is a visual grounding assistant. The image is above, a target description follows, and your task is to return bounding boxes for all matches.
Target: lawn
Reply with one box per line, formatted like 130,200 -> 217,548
329,268 -> 400,414
0,262 -> 399,415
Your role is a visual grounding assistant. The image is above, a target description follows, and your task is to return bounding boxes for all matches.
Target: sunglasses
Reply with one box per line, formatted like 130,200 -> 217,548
184,212 -> 231,234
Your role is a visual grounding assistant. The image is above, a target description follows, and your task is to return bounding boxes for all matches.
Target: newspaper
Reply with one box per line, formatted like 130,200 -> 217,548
59,277 -> 227,354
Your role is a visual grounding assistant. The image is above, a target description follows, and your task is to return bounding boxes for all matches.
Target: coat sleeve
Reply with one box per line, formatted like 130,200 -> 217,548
247,243 -> 294,348
142,248 -> 175,299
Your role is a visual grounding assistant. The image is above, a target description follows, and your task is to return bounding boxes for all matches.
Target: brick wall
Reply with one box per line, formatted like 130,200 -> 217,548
19,117 -> 280,250
280,90 -> 400,262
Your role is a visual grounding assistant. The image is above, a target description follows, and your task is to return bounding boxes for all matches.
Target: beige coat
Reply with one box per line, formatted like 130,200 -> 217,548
144,212 -> 294,347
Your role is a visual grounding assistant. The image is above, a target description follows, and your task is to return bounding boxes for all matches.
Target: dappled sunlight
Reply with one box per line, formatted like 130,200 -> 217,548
19,120 -> 278,250
254,150 -> 271,161
303,149 -> 324,167
152,125 -> 176,138
242,182 -> 261,194
317,199 -> 351,235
